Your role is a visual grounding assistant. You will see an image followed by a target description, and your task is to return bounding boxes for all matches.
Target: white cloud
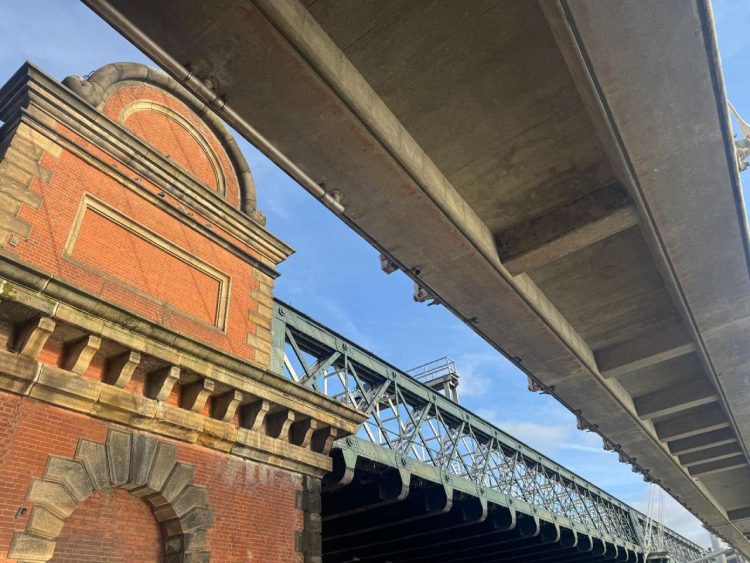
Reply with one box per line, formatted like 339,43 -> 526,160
630,487 -> 710,548
453,352 -> 515,399
475,407 -> 572,452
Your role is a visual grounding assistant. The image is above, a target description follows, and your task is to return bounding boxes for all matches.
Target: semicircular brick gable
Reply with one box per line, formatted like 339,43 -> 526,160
103,82 -> 241,208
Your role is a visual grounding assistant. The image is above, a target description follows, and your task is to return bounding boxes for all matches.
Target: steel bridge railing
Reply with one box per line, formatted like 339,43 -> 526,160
270,299 -> 706,562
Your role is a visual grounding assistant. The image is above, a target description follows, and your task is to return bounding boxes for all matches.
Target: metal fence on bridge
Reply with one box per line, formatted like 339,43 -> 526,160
271,299 -> 706,562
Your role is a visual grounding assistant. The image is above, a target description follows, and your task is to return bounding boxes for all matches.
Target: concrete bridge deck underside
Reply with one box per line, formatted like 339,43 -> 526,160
82,0 -> 750,555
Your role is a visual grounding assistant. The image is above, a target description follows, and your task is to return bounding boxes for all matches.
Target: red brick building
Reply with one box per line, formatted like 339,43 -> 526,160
0,62 -> 363,562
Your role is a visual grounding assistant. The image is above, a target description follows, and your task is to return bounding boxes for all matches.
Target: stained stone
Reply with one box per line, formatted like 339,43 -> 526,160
160,462 -> 195,504
75,439 -> 112,490
8,532 -> 56,561
26,479 -> 77,519
163,506 -> 214,536
43,456 -> 94,502
123,433 -> 157,490
26,506 -> 65,539
131,440 -> 177,498
106,429 -> 132,487
155,484 -> 208,520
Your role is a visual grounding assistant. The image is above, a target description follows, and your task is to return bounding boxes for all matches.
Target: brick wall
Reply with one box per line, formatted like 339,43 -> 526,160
1,80 -> 278,367
0,63 -> 332,563
103,83 -> 242,207
52,489 -> 163,562
0,391 -> 304,562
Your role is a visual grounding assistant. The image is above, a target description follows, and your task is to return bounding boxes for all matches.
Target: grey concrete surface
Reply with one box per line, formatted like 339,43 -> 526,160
81,0 -> 750,555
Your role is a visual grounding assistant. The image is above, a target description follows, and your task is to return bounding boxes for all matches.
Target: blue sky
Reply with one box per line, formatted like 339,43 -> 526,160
1,0 -> 748,548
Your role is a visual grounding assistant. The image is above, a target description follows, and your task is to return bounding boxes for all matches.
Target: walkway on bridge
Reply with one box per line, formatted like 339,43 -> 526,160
271,300 -> 705,563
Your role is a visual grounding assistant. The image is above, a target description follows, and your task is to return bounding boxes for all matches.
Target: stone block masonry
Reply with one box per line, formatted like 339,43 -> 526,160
0,61 -> 366,561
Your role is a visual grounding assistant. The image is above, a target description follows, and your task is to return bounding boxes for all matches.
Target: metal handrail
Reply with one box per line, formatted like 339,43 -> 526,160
271,298 -> 706,562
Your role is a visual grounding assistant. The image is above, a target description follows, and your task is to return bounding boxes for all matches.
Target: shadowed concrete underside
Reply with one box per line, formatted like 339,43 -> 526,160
81,0 -> 750,556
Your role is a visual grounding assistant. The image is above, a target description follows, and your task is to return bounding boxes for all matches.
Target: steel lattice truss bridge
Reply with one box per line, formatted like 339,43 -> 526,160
271,300 -> 706,563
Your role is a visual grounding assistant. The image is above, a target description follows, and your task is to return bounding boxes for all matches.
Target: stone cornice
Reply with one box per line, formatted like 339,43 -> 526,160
0,62 -> 294,270
0,256 -> 366,478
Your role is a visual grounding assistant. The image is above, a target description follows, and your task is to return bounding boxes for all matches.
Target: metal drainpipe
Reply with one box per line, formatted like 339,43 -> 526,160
82,0 -> 346,216
686,548 -> 734,563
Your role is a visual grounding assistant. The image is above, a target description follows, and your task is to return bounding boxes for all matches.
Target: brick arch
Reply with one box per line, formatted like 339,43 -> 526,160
62,62 -> 261,223
120,99 -> 228,196
8,430 -> 213,562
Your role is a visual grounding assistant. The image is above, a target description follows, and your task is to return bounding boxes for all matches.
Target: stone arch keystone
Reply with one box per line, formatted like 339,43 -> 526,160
8,429 -> 213,562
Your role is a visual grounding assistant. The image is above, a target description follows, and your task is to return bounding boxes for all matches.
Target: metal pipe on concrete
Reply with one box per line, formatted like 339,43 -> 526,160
82,0 -> 347,216
686,548 -> 734,563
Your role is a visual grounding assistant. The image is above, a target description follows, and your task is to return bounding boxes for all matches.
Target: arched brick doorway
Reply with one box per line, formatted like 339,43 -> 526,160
8,430 -> 213,562
52,488 -> 163,562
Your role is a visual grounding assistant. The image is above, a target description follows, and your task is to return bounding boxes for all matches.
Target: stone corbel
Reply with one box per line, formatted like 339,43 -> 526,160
62,334 -> 101,375
211,390 -> 242,422
291,418 -> 320,448
15,316 -> 55,359
311,426 -> 338,455
104,350 -> 141,388
266,409 -> 297,440
146,365 -> 180,402
239,399 -> 269,432
180,378 -> 215,413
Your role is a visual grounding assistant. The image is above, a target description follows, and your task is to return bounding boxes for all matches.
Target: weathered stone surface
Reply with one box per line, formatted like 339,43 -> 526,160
163,506 -> 214,536
26,479 -> 77,519
160,462 -> 195,504
123,433 -> 157,490
15,316 -> 55,359
211,389 -> 242,421
15,122 -> 63,158
43,456 -> 93,502
104,350 -> 141,387
29,365 -> 101,414
62,334 -> 101,375
106,429 -> 131,487
155,484 -> 209,520
0,348 -> 39,395
145,365 -> 180,402
91,384 -> 158,427
198,417 -> 237,453
75,439 -> 112,490
180,378 -> 214,413
26,506 -> 65,539
8,532 -> 56,561
148,402 -> 204,442
131,440 -> 177,498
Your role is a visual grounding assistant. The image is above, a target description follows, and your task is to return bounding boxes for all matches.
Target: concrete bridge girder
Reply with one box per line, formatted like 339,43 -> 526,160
83,0 -> 750,555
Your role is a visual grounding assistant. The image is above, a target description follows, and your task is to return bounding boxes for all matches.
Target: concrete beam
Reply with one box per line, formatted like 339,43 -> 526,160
688,455 -> 747,477
634,379 -> 718,421
655,405 -> 730,442
595,323 -> 696,379
668,428 -> 738,456
728,507 -> 750,523
679,443 -> 743,467
497,184 -> 637,275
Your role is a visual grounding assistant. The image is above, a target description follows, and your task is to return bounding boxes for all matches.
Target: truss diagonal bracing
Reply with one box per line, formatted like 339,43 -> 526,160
272,300 -> 706,562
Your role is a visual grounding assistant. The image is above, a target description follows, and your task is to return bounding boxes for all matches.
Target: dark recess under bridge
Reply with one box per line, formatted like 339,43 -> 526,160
271,300 -> 705,563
